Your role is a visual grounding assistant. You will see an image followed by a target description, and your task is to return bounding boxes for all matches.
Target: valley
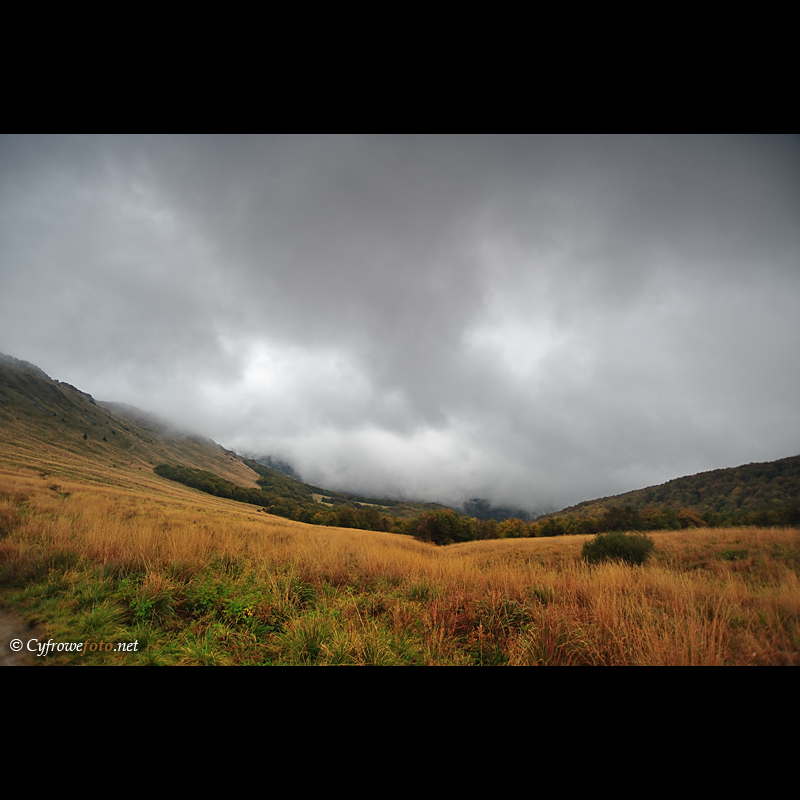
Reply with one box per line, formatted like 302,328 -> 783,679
1,353 -> 798,665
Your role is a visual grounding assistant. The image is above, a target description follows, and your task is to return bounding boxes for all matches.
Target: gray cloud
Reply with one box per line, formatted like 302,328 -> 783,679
2,134 -> 798,512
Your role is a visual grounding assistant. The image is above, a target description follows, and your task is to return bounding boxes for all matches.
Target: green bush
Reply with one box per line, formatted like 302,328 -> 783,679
582,530 -> 655,566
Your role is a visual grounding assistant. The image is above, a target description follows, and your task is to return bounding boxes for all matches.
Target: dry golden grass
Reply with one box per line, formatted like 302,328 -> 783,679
1,465 -> 798,665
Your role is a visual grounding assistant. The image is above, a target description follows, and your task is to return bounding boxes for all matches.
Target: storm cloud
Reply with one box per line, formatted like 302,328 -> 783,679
2,134 -> 798,512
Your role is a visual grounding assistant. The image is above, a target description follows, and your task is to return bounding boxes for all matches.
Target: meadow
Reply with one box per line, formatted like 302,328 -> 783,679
1,464 -> 798,666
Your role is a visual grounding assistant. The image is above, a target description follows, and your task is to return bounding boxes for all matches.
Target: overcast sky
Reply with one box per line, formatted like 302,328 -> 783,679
1,134 -> 798,512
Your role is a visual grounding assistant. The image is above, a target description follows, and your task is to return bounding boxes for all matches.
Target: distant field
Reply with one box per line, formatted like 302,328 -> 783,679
1,463 -> 798,665
311,493 -> 334,505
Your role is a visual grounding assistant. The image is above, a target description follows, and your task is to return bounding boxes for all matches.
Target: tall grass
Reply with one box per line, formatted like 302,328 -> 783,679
1,466 -> 798,665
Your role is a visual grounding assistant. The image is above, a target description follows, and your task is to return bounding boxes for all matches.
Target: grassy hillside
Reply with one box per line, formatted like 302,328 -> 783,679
0,353 -> 260,488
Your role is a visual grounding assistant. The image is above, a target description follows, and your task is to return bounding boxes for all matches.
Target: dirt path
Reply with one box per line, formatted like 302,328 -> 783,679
0,608 -> 40,666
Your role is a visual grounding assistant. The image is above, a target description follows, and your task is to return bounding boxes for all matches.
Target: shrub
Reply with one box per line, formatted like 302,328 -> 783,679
582,530 -> 655,566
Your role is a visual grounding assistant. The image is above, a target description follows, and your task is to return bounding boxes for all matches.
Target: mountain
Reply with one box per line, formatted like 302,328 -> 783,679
248,454 -> 303,482
462,497 -> 533,522
0,353 -> 447,524
0,352 -> 259,487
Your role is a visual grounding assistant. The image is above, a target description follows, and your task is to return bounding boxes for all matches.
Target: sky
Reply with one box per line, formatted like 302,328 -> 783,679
1,134 -> 798,513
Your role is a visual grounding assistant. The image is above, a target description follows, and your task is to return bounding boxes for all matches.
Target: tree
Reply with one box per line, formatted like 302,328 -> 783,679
497,518 -> 528,539
409,509 -> 473,545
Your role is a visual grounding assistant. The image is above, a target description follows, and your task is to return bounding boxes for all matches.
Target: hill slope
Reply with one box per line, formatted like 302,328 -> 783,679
546,454 -> 800,530
0,353 -> 259,487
